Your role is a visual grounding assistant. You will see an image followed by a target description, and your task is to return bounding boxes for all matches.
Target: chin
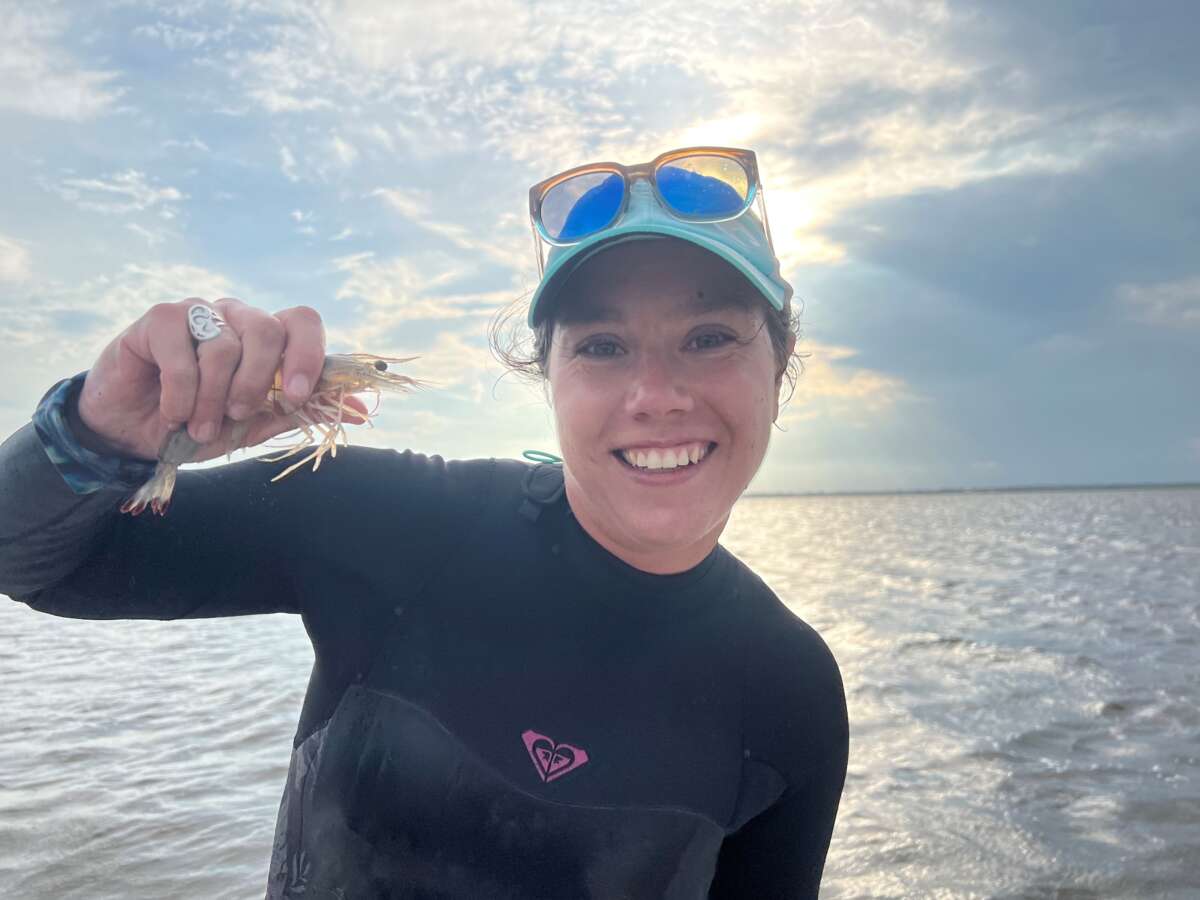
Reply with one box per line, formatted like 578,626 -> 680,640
609,500 -> 724,552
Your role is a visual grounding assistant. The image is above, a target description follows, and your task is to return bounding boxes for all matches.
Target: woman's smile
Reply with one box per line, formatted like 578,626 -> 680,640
614,440 -> 715,469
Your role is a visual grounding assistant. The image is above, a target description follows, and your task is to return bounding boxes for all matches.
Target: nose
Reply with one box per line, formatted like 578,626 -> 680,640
624,350 -> 694,420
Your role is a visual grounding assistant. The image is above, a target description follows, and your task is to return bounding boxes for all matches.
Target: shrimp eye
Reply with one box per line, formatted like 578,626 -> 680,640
374,360 -> 388,372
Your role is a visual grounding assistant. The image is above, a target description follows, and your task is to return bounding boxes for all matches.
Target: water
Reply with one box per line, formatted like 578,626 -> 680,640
1,487 -> 1197,898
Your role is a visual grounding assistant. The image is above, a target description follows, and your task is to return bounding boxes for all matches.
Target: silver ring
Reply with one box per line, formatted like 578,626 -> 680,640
187,304 -> 226,343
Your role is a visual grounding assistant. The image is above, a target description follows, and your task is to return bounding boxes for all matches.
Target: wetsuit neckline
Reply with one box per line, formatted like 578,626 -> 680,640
559,499 -> 725,595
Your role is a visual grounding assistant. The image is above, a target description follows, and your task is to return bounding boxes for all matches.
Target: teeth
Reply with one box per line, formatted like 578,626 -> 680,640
620,443 -> 711,471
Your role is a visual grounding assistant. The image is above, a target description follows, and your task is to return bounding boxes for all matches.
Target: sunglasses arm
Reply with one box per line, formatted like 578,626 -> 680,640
530,217 -> 546,278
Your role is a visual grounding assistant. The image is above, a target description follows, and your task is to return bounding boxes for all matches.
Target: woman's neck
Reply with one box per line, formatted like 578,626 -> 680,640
562,477 -> 726,575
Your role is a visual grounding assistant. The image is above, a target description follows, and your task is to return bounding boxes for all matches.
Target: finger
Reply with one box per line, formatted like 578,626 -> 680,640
190,316 -> 243,443
215,299 -> 287,421
274,305 -> 326,408
143,301 -> 202,426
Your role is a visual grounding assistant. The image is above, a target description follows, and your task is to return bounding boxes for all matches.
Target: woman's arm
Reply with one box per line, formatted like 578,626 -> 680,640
707,762 -> 847,898
0,412 -> 306,619
709,608 -> 850,898
2,296 -> 333,618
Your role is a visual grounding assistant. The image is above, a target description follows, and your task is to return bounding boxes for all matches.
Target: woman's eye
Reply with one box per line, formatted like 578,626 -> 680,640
688,331 -> 735,350
578,339 -> 623,358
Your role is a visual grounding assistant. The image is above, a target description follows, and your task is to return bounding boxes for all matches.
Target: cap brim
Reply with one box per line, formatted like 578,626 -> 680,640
527,222 -> 789,327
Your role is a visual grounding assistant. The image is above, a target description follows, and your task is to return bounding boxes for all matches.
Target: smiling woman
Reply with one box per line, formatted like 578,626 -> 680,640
542,239 -> 794,574
0,146 -> 847,899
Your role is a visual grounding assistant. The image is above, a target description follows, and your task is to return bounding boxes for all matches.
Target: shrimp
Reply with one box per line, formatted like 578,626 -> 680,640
120,354 -> 422,516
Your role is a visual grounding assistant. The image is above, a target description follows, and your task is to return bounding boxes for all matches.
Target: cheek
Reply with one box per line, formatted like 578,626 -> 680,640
549,373 -> 605,451
725,357 -> 778,449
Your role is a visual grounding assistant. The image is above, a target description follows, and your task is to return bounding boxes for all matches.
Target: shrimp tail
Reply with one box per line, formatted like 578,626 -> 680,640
120,462 -> 179,516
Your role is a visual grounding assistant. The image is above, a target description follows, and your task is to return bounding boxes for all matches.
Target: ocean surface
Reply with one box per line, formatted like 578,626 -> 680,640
1,486 -> 1197,899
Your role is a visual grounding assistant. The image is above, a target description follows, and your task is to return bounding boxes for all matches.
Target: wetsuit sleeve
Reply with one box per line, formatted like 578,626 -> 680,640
0,414 -> 316,619
3,374 -> 497,624
3,372 -> 362,620
708,612 -> 849,898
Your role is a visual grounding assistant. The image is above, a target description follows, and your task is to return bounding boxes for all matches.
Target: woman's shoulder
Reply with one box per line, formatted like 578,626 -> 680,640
245,446 -> 534,553
719,552 -> 845,717
724,561 -> 848,782
268,445 -> 519,507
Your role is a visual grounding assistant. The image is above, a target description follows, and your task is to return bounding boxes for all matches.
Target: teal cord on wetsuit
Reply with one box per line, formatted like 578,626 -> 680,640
522,450 -> 563,464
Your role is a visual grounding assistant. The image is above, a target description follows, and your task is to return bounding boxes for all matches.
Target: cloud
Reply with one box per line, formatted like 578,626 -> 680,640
330,134 -> 358,167
778,342 -> 909,428
0,262 -> 236,367
280,145 -> 300,182
328,249 -> 510,339
179,0 -> 1200,315
0,258 -> 242,431
0,7 -> 123,120
125,222 -> 167,247
820,131 -> 1200,378
409,328 -> 504,393
371,187 -> 528,270
162,136 -> 212,153
291,208 -> 316,236
0,235 -> 31,282
164,0 -> 1193,289
1118,277 -> 1200,329
44,170 -> 186,218
132,21 -> 228,50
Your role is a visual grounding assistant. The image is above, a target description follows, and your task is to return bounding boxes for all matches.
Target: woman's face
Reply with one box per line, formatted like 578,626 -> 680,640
547,239 -> 790,574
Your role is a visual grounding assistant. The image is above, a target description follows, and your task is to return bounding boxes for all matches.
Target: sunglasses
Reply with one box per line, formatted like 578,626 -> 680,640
527,146 -> 773,277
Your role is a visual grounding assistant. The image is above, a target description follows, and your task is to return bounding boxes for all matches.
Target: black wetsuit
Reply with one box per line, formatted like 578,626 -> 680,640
0,413 -> 848,898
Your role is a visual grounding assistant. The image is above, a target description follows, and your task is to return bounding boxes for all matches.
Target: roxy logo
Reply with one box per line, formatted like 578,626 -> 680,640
522,729 -> 589,783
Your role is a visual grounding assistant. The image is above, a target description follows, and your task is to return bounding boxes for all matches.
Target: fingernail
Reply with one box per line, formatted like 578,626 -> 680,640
286,374 -> 310,401
229,402 -> 251,420
196,422 -> 216,443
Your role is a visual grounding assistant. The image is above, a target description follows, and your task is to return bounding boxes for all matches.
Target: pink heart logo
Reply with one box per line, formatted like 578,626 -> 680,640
522,729 -> 590,783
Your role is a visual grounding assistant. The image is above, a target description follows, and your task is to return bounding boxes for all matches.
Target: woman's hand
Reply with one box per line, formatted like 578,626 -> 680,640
72,298 -> 332,464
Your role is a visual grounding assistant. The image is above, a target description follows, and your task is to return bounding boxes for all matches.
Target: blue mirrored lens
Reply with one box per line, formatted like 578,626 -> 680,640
541,172 -> 624,241
657,155 -> 749,218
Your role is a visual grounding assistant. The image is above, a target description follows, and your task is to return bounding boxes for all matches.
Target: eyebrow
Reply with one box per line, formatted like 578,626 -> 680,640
559,291 -> 750,326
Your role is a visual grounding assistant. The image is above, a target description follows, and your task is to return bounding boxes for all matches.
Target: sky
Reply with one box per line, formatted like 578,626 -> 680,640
1,0 -> 1196,494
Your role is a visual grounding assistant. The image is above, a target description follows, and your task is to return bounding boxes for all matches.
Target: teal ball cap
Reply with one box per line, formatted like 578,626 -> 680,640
528,179 -> 793,327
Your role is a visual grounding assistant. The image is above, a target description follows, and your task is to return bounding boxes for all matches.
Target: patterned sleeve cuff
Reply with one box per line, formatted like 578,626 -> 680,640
31,371 -> 157,495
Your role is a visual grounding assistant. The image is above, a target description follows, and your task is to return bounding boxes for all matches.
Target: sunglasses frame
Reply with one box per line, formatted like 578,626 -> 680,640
528,146 -> 773,277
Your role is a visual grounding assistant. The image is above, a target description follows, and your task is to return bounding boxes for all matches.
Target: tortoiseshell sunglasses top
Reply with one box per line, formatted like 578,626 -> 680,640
528,146 -> 764,246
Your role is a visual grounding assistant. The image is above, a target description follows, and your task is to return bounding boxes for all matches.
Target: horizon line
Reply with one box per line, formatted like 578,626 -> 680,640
746,481 -> 1200,499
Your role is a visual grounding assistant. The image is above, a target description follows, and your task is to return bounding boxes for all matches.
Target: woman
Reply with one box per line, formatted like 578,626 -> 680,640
0,147 -> 848,898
